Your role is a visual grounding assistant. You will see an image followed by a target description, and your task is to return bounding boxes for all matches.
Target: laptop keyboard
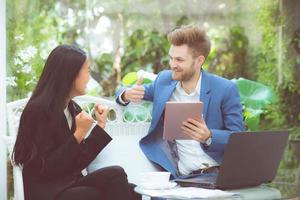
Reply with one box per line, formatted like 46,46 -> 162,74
197,174 -> 217,183
175,173 -> 218,186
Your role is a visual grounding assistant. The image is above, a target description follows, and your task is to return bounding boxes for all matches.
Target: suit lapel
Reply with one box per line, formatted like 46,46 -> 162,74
200,70 -> 211,120
145,80 -> 178,176
55,101 -> 81,144
57,111 -> 72,143
153,80 -> 177,128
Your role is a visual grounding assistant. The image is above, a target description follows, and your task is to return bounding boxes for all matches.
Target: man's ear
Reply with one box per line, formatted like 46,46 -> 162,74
197,55 -> 206,65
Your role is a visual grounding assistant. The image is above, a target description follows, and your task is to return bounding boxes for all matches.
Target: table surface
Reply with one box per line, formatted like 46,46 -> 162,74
135,182 -> 300,200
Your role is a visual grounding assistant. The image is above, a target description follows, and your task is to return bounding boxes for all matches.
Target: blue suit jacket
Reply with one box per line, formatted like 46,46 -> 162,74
117,70 -> 245,177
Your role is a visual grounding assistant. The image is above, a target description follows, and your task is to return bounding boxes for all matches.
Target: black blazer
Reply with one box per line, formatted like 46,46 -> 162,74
21,100 -> 112,200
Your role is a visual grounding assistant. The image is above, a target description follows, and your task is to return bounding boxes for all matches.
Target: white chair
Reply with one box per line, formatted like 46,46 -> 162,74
4,98 -> 28,200
74,96 -> 159,185
3,95 -> 158,200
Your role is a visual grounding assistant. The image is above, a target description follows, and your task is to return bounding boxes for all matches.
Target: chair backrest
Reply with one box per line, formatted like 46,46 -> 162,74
7,98 -> 29,138
74,96 -> 160,185
4,95 -> 158,199
5,98 -> 28,200
2,135 -> 24,200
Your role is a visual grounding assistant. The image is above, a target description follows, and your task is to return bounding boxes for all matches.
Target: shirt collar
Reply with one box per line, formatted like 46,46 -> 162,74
176,72 -> 202,96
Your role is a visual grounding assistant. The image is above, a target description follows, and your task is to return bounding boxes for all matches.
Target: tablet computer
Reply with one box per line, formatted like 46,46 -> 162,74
163,101 -> 203,140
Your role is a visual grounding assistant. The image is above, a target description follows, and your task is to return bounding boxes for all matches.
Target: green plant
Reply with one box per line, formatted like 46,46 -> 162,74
290,126 -> 300,140
93,28 -> 170,97
232,78 -> 277,130
292,28 -> 300,54
7,1 -> 83,101
121,71 -> 156,86
205,25 -> 252,79
121,29 -> 170,75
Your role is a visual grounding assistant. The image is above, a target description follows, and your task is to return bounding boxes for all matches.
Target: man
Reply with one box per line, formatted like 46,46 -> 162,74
116,25 -> 245,178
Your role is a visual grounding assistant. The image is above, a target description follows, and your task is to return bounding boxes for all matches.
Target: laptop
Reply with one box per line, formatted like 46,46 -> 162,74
175,130 -> 289,190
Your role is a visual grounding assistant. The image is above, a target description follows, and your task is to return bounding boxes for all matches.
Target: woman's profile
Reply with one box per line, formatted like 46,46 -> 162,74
12,45 -> 140,200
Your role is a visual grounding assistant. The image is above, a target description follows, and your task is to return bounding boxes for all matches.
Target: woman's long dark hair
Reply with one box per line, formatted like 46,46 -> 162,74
13,45 -> 87,165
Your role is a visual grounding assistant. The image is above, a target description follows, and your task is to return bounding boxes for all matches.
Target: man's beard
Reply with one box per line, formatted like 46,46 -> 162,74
171,61 -> 196,81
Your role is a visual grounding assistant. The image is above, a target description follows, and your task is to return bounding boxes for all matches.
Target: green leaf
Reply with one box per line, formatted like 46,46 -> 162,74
121,71 -> 155,86
245,115 -> 260,131
232,78 -> 277,110
244,108 -> 264,131
232,78 -> 277,130
122,72 -> 138,86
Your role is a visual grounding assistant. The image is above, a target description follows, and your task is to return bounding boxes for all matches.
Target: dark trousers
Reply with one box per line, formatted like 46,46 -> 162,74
56,166 -> 141,200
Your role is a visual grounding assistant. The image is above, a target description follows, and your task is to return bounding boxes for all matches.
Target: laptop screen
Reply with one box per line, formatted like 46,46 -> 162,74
216,131 -> 289,189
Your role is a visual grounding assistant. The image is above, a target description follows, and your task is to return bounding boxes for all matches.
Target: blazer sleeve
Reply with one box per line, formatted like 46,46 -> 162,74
76,125 -> 112,170
207,83 -> 245,152
115,72 -> 162,105
23,109 -> 111,179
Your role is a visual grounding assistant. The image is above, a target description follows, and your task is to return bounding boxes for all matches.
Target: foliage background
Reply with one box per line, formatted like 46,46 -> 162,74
6,0 -> 300,196
7,0 -> 300,135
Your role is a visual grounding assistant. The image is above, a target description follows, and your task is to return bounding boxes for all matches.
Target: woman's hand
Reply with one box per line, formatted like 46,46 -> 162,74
94,104 -> 109,129
74,111 -> 94,143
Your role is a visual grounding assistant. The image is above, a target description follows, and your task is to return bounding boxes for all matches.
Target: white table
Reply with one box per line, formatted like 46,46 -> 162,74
135,184 -> 282,200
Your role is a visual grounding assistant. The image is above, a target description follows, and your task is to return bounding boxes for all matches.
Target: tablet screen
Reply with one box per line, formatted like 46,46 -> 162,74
163,101 -> 203,140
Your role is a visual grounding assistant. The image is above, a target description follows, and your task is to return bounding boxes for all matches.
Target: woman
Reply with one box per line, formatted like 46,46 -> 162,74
13,45 -> 140,200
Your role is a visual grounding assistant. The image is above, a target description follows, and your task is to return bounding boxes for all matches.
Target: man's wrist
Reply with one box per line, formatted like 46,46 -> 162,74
118,90 -> 129,105
121,90 -> 129,102
204,136 -> 212,146
203,130 -> 212,146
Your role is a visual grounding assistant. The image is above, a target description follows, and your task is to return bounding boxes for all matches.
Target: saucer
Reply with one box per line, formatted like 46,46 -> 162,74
139,181 -> 177,190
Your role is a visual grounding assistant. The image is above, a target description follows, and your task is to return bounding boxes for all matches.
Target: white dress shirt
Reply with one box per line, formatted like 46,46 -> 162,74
169,74 -> 218,175
64,107 -> 73,129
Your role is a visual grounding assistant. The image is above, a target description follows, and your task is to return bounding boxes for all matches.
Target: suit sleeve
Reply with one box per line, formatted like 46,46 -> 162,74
24,110 -> 111,179
115,72 -> 162,105
76,125 -> 112,170
207,83 -> 245,152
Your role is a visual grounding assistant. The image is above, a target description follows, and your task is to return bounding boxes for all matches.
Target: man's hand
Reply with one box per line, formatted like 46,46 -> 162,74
122,76 -> 145,103
181,117 -> 212,143
94,104 -> 109,129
